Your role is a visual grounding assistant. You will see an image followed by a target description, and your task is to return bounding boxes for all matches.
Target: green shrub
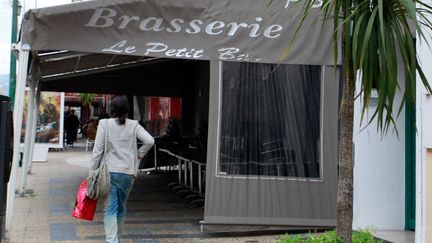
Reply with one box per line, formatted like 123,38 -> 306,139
278,229 -> 382,243
352,229 -> 382,243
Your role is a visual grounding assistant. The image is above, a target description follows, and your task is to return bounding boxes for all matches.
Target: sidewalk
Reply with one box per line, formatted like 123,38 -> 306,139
6,144 -> 412,243
7,145 -> 282,243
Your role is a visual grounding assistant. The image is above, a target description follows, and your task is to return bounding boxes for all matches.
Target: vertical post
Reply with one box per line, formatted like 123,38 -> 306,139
27,87 -> 40,174
184,159 -> 188,186
200,221 -> 204,233
8,0 -> 18,103
6,44 -> 30,236
189,161 -> 193,190
20,76 -> 37,195
198,164 -> 202,195
153,143 -> 157,170
178,158 -> 181,183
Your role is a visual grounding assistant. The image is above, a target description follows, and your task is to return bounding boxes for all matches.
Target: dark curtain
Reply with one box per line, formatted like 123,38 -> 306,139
219,62 -> 321,178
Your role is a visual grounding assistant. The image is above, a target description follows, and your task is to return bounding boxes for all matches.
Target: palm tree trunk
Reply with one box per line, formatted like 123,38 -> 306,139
336,68 -> 355,242
336,0 -> 355,240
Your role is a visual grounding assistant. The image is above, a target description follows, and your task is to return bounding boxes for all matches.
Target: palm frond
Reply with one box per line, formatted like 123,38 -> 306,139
271,0 -> 432,133
328,0 -> 431,132
79,93 -> 96,107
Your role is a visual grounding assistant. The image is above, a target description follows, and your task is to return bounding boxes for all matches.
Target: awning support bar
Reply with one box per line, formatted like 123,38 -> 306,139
6,43 -> 30,236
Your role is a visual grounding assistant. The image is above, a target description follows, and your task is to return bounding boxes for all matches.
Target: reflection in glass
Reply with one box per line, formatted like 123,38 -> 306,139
219,62 -> 321,178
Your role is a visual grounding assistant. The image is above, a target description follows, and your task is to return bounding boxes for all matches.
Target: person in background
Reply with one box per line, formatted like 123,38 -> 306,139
89,96 -> 154,243
83,118 -> 98,140
63,106 -> 71,143
65,109 -> 80,146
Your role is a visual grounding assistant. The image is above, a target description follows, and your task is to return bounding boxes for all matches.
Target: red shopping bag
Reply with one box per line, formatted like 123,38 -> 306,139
72,179 -> 97,221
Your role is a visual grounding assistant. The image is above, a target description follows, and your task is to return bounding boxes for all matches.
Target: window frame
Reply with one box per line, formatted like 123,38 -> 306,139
214,61 -> 325,182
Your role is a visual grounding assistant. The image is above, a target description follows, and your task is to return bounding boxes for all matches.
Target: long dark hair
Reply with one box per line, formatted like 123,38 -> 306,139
110,96 -> 129,125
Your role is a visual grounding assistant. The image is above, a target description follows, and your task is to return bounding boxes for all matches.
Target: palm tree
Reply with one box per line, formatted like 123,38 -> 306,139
79,93 -> 96,120
286,0 -> 432,242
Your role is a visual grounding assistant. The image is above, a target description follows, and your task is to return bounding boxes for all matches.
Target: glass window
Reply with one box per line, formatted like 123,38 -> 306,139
140,96 -> 182,137
218,62 -> 322,178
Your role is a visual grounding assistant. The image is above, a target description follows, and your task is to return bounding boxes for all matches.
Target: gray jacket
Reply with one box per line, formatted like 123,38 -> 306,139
90,118 -> 155,176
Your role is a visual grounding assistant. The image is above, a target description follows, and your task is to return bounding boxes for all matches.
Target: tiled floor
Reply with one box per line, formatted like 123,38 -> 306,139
6,143 -> 415,243
7,145 -> 292,242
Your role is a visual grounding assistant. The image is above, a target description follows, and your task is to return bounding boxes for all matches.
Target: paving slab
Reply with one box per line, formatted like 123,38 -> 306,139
5,144 -> 416,243
7,145 -> 287,243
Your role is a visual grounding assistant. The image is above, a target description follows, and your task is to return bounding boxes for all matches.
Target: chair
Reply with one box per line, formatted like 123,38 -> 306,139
85,139 -> 95,151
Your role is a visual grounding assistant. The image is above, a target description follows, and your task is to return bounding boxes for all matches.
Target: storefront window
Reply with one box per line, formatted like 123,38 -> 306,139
218,62 -> 322,178
138,97 -> 182,137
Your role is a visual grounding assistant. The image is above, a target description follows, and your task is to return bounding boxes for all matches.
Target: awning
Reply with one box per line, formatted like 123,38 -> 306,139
38,51 -> 153,80
9,0 -> 341,231
35,50 -> 180,94
22,0 -> 340,65
32,50 -> 209,96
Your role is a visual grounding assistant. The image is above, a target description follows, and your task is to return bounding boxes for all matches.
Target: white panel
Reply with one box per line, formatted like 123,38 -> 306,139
421,96 -> 432,149
417,19 -> 432,148
32,144 -> 49,161
353,78 -> 405,229
416,6 -> 432,241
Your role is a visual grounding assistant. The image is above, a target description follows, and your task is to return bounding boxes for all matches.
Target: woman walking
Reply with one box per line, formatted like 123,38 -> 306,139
89,96 -> 154,243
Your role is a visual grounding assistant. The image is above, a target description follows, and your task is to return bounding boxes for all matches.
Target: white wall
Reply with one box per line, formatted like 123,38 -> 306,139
353,72 -> 406,230
416,5 -> 432,241
351,2 -> 432,240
